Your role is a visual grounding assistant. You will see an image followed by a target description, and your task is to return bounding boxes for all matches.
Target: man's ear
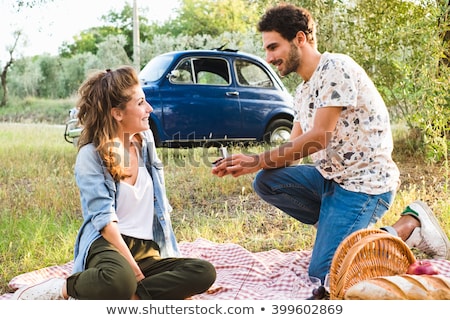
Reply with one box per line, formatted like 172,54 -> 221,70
111,107 -> 123,122
294,31 -> 307,46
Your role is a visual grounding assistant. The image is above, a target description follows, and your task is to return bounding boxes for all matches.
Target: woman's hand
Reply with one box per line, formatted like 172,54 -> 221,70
135,272 -> 145,282
101,222 -> 146,283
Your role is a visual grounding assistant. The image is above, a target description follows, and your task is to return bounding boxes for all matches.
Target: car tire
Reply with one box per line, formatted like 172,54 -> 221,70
264,118 -> 293,145
149,119 -> 162,147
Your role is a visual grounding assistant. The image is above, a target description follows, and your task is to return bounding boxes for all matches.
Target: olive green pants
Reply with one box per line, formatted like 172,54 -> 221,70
66,236 -> 216,300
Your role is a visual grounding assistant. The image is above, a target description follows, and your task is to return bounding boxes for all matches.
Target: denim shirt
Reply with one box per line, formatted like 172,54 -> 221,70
72,130 -> 180,274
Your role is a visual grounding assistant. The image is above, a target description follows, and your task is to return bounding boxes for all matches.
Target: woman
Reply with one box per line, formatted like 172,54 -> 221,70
14,66 -> 216,300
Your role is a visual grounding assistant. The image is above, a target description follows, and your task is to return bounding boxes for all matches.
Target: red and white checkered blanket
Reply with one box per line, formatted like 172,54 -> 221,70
2,238 -> 450,300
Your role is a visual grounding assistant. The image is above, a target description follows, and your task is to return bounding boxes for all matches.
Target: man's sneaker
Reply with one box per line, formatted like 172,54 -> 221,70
12,278 -> 65,300
403,200 -> 450,260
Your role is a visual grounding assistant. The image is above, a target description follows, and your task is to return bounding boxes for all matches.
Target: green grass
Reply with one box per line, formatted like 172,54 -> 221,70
0,122 -> 449,295
0,124 -> 80,294
0,97 -> 76,124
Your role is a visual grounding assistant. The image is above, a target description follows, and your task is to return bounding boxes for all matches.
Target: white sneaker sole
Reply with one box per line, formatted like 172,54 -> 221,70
409,201 -> 450,259
12,278 -> 64,300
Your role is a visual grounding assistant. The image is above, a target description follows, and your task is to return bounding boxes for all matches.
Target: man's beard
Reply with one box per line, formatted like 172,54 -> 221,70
280,42 -> 300,77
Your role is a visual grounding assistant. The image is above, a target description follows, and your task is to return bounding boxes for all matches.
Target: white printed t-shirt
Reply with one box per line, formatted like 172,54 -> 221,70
294,52 -> 400,194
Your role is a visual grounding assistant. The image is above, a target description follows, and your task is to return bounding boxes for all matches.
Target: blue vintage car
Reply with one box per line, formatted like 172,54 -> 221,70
65,49 -> 294,147
139,49 -> 294,147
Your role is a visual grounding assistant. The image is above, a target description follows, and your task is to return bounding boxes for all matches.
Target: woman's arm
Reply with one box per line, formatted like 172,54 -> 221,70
75,144 -> 144,281
101,222 -> 145,281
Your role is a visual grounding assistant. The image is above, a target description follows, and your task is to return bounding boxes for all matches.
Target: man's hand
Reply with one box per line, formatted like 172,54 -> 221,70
211,154 -> 261,178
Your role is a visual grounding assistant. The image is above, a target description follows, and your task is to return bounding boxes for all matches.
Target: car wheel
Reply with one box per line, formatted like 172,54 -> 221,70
149,119 -> 162,147
264,119 -> 292,145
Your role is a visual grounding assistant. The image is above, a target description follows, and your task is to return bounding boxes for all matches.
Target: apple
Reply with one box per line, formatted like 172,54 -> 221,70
406,260 -> 439,275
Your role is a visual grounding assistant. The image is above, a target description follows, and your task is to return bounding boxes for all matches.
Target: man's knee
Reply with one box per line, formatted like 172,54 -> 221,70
252,170 -> 269,196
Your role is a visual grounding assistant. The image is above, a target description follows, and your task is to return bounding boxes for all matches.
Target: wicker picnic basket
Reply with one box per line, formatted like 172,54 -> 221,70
329,229 -> 417,300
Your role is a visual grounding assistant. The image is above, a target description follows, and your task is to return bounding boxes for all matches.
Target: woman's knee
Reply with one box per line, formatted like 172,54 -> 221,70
98,273 -> 137,299
69,266 -> 137,299
187,259 -> 216,292
95,264 -> 137,299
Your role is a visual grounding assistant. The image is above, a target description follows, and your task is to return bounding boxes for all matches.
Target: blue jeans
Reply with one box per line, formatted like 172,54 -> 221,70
252,165 -> 395,283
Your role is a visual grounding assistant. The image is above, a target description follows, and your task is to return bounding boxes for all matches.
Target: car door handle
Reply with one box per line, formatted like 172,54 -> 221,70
226,91 -> 239,96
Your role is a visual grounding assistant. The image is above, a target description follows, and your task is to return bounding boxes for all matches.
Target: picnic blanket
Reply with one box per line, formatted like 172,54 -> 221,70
2,238 -> 450,300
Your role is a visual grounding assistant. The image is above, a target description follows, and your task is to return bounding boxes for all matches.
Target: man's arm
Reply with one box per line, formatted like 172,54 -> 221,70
258,106 -> 342,169
212,107 -> 342,178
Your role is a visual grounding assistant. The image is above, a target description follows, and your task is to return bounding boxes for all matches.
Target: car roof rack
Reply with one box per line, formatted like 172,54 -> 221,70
211,44 -> 238,52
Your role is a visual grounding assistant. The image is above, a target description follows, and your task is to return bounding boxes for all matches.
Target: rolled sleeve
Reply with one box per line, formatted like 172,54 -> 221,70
72,144 -> 119,273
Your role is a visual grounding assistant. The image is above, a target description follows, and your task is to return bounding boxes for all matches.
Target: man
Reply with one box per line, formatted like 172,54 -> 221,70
212,4 -> 449,284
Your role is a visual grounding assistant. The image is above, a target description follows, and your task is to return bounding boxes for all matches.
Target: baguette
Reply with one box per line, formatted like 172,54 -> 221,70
344,274 -> 450,300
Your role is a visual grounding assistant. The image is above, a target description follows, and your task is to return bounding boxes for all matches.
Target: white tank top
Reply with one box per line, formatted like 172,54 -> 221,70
116,144 -> 154,240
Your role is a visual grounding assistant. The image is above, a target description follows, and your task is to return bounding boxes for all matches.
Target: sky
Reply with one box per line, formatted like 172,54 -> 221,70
0,0 -> 179,59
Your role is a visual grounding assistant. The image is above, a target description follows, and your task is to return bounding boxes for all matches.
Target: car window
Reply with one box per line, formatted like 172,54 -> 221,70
170,57 -> 230,85
170,59 -> 193,84
139,55 -> 173,83
235,59 -> 274,88
197,71 -> 228,85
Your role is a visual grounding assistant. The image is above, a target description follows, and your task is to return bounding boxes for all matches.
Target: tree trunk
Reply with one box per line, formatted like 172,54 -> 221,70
1,31 -> 21,107
1,59 -> 13,107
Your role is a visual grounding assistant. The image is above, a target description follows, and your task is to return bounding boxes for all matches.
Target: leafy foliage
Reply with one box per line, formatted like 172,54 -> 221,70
165,0 -> 260,37
59,26 -> 119,58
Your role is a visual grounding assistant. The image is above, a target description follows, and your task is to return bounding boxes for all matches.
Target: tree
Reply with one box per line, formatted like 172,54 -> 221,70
8,57 -> 41,97
95,35 -> 132,69
36,54 -> 63,98
1,0 -> 55,104
59,2 -> 151,60
339,0 -> 449,158
59,26 -> 119,57
161,0 -> 259,37
1,30 -> 22,106
13,0 -> 52,9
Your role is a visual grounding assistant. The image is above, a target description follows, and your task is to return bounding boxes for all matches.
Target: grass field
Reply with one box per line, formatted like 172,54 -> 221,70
0,122 -> 449,295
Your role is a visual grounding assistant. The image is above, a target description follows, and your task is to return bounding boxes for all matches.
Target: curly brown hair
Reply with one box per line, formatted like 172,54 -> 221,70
76,66 -> 140,181
257,3 -> 316,45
